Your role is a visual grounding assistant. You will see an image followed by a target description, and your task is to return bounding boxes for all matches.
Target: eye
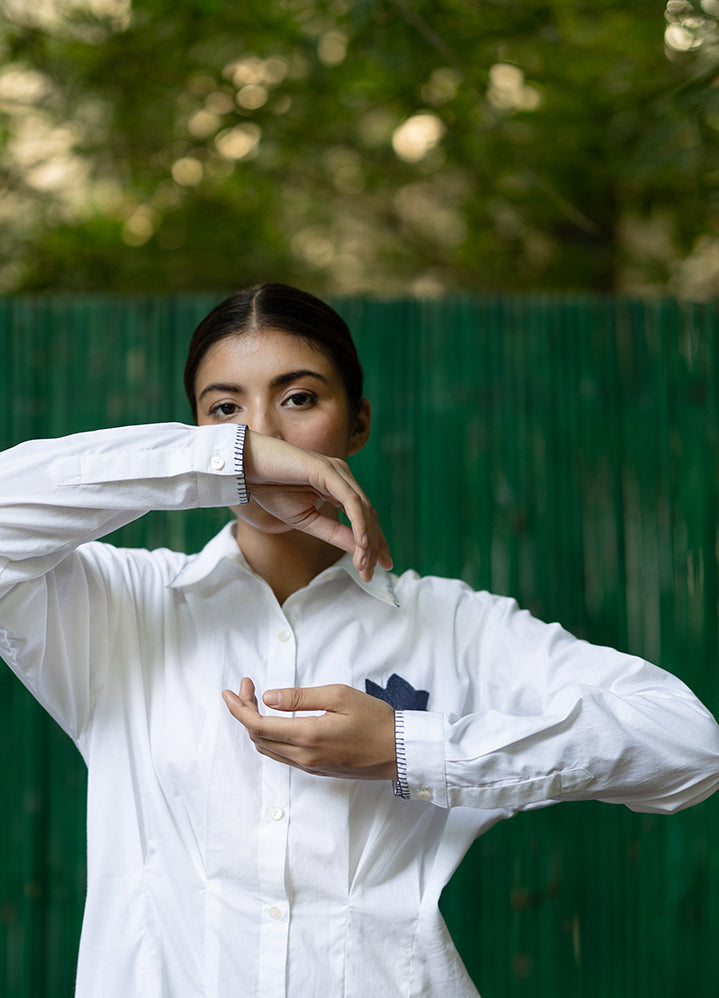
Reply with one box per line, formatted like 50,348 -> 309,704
209,401 -> 240,418
284,391 -> 317,408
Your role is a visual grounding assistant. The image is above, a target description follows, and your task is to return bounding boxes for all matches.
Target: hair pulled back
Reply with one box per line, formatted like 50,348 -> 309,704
184,283 -> 364,421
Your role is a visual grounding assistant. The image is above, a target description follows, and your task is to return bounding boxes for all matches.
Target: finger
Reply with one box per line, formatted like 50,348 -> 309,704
250,738 -> 323,775
239,676 -> 258,704
282,504 -> 384,583
222,689 -> 326,745
304,460 -> 384,578
221,688 -> 245,720
378,529 -> 393,571
263,684 -> 346,713
289,508 -> 359,558
244,714 -> 325,749
223,700 -> 310,749
249,482 -> 367,563
246,435 -> 391,576
336,489 -> 379,577
222,684 -> 261,722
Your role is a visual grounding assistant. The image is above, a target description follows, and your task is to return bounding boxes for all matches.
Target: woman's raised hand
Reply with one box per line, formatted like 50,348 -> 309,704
242,430 -> 392,582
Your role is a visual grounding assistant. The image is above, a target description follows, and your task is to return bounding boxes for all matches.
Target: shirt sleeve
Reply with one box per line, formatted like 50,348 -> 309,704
0,421 -> 247,587
0,422 -> 247,742
396,591 -> 719,815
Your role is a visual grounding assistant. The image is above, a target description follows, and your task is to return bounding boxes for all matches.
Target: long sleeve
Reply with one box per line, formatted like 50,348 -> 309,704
395,585 -> 719,815
0,421 -> 245,586
0,422 -> 245,740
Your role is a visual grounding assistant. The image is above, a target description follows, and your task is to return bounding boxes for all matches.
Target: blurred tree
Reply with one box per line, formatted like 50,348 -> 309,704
1,0 -> 719,297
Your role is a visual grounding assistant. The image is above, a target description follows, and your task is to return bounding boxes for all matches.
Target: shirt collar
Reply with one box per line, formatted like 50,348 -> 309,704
326,553 -> 400,608
167,522 -> 247,589
168,522 -> 400,608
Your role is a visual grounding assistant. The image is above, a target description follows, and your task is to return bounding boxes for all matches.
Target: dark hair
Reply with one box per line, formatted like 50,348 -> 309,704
184,283 -> 364,421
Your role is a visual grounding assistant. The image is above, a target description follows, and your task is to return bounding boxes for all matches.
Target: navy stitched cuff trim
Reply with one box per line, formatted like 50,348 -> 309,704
393,710 -> 411,799
233,424 -> 250,504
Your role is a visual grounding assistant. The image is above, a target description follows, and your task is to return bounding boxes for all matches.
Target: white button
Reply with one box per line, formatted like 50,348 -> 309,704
210,454 -> 225,471
267,807 -> 284,821
277,630 -> 291,642
268,906 -> 283,920
418,787 -> 433,801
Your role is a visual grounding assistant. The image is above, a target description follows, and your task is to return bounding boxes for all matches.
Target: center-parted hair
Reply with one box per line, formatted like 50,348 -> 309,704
184,283 -> 364,421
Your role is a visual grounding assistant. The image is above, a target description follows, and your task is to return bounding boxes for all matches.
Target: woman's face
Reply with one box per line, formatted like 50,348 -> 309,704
194,327 -> 370,531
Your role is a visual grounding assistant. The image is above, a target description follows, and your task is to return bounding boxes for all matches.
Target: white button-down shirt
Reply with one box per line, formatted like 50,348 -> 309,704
1,423 -> 718,998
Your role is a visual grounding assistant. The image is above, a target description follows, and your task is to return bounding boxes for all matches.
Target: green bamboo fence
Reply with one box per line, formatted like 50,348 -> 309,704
0,294 -> 717,997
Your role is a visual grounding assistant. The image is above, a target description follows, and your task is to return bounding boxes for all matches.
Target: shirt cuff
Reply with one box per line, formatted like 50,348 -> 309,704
194,424 -> 250,507
393,709 -> 447,806
393,711 -> 411,799
233,423 -> 250,504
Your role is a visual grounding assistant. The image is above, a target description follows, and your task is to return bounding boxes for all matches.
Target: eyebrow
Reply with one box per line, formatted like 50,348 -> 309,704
197,369 -> 329,402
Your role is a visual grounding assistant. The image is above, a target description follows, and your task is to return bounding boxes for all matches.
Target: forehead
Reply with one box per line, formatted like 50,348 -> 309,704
195,327 -> 337,383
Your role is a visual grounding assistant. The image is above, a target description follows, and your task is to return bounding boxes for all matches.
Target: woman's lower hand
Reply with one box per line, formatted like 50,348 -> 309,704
222,678 -> 398,782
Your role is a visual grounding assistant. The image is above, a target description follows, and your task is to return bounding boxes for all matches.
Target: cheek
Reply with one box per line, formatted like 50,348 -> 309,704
291,416 -> 352,457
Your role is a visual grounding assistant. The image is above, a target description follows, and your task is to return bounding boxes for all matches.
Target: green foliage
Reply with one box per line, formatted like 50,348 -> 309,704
1,0 -> 719,296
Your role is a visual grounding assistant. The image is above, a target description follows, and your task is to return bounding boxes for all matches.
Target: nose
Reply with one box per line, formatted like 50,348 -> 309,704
243,402 -> 282,439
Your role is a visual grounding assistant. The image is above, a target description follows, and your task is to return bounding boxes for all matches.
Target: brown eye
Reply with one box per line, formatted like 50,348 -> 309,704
284,392 -> 316,408
210,402 -> 239,417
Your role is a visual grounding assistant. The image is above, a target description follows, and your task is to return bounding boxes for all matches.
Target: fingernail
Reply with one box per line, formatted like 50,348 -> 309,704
263,690 -> 281,707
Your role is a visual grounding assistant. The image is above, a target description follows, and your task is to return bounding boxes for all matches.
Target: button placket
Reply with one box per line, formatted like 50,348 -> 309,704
265,617 -> 296,714
258,758 -> 291,995
257,615 -> 296,997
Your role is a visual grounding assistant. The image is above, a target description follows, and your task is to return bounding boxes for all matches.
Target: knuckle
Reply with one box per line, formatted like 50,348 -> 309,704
322,685 -> 341,708
303,727 -> 321,750
331,682 -> 351,703
286,689 -> 303,711
299,747 -> 321,770
332,457 -> 351,478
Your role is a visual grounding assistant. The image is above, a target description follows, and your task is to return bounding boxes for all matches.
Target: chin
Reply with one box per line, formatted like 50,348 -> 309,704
228,501 -> 295,534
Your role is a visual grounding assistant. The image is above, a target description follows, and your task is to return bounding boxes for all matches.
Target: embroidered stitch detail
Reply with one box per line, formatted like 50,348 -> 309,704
365,673 -> 429,711
393,711 -> 411,799
233,423 -> 250,504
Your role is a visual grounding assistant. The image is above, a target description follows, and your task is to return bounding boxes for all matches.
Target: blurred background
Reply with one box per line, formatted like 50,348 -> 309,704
1,0 -> 719,299
2,2 -> 719,997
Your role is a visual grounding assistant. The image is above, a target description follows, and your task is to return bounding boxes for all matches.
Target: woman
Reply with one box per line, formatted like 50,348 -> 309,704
1,283 -> 718,998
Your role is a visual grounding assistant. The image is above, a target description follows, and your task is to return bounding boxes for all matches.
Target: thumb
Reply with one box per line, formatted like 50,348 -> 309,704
263,684 -> 343,712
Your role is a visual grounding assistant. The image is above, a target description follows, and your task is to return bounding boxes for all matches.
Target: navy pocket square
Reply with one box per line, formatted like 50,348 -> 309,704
365,673 -> 429,711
